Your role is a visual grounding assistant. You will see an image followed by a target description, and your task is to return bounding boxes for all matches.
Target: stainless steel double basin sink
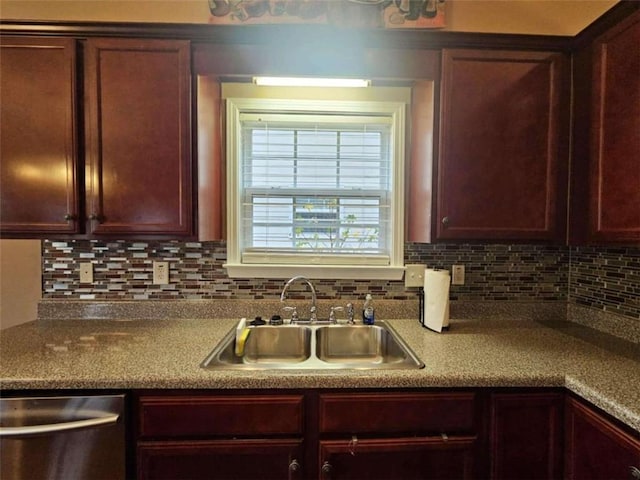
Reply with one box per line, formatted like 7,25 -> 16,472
201,321 -> 424,371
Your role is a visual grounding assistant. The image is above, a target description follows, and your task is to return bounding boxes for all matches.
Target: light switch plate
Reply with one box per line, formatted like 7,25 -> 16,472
153,261 -> 170,285
79,263 -> 93,284
405,264 -> 426,287
452,264 -> 465,285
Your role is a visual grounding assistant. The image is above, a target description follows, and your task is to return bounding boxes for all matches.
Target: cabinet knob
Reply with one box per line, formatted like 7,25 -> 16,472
442,216 -> 450,226
63,214 -> 76,221
321,461 -> 333,479
288,459 -> 301,480
88,214 -> 102,222
630,466 -> 640,480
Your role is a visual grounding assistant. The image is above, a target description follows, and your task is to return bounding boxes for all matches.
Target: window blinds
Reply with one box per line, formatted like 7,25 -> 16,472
239,113 -> 393,262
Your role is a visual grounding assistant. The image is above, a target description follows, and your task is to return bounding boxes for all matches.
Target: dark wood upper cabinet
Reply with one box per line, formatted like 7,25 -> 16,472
437,49 -> 568,242
84,38 -> 193,236
588,10 -> 640,244
0,37 -> 80,236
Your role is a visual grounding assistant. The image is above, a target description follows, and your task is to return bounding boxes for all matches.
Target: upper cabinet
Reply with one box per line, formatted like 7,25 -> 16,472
588,10 -> 640,244
84,38 -> 193,237
436,49 -> 568,242
0,37 -> 193,238
0,37 -> 80,236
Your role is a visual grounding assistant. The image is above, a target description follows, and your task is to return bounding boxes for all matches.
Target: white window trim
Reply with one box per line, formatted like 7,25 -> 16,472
223,92 -> 406,280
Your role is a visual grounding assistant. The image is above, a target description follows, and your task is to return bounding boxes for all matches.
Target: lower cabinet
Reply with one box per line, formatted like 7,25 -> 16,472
565,396 -> 640,480
135,392 -> 305,479
138,440 -> 303,480
134,389 -> 640,480
319,437 -> 476,480
318,391 -> 479,480
489,391 -> 564,480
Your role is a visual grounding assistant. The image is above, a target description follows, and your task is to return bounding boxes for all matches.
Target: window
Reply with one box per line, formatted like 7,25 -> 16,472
224,85 -> 408,279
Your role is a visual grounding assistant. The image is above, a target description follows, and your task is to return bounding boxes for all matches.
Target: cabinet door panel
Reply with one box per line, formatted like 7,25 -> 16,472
438,49 -> 566,241
589,11 -> 640,243
320,437 -> 476,480
0,37 -> 79,235
490,392 -> 563,480
138,439 -> 303,480
565,397 -> 640,480
85,38 -> 192,236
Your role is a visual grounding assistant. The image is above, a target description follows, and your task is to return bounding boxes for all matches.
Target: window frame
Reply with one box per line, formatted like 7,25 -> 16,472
224,92 -> 407,280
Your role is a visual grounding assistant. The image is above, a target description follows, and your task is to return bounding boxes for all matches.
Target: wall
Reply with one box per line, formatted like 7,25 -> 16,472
0,239 -> 41,328
40,241 -> 640,323
570,246 -> 640,319
42,240 -> 568,301
0,0 -> 618,35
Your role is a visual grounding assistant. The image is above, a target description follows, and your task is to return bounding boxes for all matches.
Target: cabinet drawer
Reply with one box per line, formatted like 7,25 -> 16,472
138,394 -> 304,438
319,392 -> 476,434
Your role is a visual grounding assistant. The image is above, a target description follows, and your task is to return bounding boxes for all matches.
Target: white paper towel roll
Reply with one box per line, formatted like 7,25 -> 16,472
423,269 -> 450,333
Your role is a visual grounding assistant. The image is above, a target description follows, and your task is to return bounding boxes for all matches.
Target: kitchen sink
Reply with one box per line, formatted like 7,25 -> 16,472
315,324 -> 413,366
201,321 -> 424,371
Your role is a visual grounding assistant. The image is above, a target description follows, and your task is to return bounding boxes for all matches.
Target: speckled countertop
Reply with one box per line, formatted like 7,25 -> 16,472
1,316 -> 639,432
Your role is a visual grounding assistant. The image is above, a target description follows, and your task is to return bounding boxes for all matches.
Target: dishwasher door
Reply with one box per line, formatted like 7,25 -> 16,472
0,394 -> 125,480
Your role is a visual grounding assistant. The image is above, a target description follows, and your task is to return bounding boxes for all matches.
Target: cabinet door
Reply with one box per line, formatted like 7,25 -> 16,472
437,49 -> 567,241
589,10 -> 640,244
0,37 -> 79,235
565,397 -> 640,480
320,436 -> 477,480
490,392 -> 563,480
85,38 -> 192,236
138,439 -> 304,480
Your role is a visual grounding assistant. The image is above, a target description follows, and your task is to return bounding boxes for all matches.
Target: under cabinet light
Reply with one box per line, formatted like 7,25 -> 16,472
253,76 -> 371,88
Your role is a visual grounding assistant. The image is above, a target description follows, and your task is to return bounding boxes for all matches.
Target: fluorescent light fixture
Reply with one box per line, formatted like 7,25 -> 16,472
253,76 -> 370,88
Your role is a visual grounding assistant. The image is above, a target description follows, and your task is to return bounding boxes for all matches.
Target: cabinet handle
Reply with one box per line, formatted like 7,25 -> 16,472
630,466 -> 640,480
63,214 -> 76,221
88,214 -> 102,223
288,459 -> 301,480
442,216 -> 450,226
321,461 -> 333,480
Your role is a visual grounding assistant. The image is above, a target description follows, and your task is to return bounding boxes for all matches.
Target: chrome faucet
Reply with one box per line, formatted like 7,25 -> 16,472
280,276 -> 317,323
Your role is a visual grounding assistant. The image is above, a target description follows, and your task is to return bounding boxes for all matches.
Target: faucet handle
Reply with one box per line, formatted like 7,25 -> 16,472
346,303 -> 355,324
283,306 -> 299,323
329,306 -> 344,324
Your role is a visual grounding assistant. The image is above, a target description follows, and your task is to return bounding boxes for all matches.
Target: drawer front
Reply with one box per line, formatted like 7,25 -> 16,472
319,392 -> 476,434
138,394 -> 304,438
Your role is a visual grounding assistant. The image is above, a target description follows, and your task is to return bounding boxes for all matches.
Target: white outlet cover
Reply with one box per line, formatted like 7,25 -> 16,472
405,264 -> 426,287
153,262 -> 170,284
79,263 -> 93,284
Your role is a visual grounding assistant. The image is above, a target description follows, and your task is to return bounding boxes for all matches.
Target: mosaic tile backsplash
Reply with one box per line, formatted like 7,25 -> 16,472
569,246 -> 640,320
41,241 -> 639,320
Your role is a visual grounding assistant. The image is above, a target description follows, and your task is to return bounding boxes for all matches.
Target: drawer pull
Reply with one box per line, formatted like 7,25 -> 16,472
288,459 -> 301,480
349,435 -> 358,456
321,461 -> 333,479
630,466 -> 640,480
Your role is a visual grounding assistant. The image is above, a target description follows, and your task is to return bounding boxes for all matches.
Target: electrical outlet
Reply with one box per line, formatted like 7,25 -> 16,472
452,264 -> 465,285
153,261 -> 170,285
79,263 -> 93,284
405,264 -> 426,287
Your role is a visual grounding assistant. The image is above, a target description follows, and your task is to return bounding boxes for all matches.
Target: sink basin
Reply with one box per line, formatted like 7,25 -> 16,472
201,325 -> 312,369
201,320 -> 424,371
315,324 -> 414,366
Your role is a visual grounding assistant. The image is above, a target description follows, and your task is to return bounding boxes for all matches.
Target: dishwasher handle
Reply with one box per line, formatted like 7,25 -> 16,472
0,413 -> 119,437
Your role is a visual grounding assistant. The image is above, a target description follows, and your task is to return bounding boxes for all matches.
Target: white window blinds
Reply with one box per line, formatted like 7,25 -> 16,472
223,90 -> 407,278
240,113 -> 393,265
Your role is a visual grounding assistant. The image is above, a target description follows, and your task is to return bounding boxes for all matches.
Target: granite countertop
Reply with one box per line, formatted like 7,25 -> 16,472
1,316 -> 639,432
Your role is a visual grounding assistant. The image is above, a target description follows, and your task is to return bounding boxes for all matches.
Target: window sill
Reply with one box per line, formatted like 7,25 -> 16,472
224,263 -> 405,280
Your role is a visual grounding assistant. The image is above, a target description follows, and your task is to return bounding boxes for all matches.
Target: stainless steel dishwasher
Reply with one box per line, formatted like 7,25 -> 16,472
0,394 -> 125,480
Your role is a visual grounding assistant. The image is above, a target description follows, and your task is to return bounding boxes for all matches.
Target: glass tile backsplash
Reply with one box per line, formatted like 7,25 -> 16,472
41,241 -> 639,320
